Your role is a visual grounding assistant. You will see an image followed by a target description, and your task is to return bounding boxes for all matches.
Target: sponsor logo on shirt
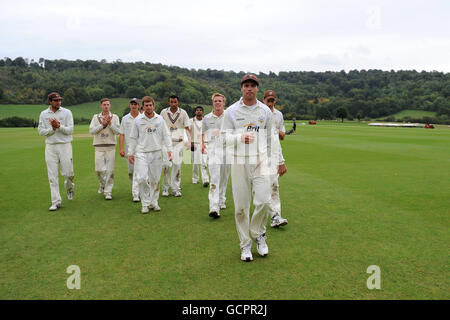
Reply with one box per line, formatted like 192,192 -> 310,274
243,123 -> 260,132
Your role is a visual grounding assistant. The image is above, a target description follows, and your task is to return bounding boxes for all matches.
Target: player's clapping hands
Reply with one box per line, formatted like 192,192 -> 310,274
50,118 -> 60,130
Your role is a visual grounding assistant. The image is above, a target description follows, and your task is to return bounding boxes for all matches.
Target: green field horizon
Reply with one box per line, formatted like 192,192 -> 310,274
0,99 -> 212,121
1,122 -> 449,299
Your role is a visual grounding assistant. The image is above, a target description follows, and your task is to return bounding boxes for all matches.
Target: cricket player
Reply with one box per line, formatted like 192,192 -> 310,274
221,74 -> 287,262
202,93 -> 230,219
191,106 -> 209,187
89,98 -> 120,200
38,92 -> 74,211
160,95 -> 191,197
128,96 -> 173,213
119,98 -> 141,202
263,90 -> 288,228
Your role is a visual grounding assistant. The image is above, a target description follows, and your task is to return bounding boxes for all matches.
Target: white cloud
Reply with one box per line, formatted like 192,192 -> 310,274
1,0 -> 449,72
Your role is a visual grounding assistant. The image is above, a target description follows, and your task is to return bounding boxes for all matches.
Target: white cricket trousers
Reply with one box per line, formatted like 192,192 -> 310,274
95,147 -> 115,195
126,156 -> 139,198
45,143 -> 74,205
269,173 -> 281,218
162,143 -> 183,193
134,151 -> 163,207
231,157 -> 272,249
208,163 -> 230,213
192,147 -> 209,183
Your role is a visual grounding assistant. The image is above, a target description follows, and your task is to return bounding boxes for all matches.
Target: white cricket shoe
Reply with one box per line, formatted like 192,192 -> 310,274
270,214 -> 288,228
162,190 -> 169,197
141,206 -> 149,214
256,234 -> 269,257
153,204 -> 161,211
98,186 -> 104,194
173,191 -> 182,197
219,203 -> 226,209
67,189 -> 74,200
105,193 -> 112,200
49,202 -> 61,211
192,180 -> 198,184
133,194 -> 140,202
240,245 -> 253,262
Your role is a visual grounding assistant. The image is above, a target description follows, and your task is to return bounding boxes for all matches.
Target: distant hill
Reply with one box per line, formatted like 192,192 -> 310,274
1,57 -> 449,122
391,110 -> 437,120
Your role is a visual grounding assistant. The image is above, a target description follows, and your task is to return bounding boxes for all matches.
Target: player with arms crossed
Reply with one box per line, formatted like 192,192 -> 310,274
128,96 -> 173,213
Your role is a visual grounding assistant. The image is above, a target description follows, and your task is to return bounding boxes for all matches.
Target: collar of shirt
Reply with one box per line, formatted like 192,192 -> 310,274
143,113 -> 157,121
48,106 -> 62,114
168,107 -> 180,115
99,112 -> 112,118
238,97 -> 259,110
211,112 -> 224,119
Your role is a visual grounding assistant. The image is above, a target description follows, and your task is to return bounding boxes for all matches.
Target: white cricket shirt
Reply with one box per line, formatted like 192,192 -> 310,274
128,113 -> 173,155
38,106 -> 74,144
160,107 -> 190,145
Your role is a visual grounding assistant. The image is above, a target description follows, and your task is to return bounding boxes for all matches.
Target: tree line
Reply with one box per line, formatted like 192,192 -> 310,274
1,57 -> 449,124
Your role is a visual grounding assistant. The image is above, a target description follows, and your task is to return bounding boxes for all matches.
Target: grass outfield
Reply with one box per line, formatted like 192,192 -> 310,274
0,99 -> 212,121
1,123 -> 449,299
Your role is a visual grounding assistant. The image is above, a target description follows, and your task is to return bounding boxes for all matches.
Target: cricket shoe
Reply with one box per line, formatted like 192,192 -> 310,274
49,202 -> 62,211
161,190 -> 169,197
256,234 -> 269,257
192,180 -> 198,184
240,245 -> 253,262
67,189 -> 74,200
209,211 -> 220,219
203,181 -> 209,188
133,194 -> 140,202
173,191 -> 182,197
141,206 -> 149,214
98,186 -> 104,194
270,214 -> 288,228
153,204 -> 161,211
105,193 -> 112,200
219,203 -> 226,210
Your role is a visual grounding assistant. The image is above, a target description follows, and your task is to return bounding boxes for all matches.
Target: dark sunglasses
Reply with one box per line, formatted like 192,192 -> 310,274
52,99 -> 62,102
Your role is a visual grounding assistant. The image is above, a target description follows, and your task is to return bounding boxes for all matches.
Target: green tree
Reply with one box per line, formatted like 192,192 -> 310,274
316,106 -> 332,120
336,107 -> 348,122
63,88 -> 77,106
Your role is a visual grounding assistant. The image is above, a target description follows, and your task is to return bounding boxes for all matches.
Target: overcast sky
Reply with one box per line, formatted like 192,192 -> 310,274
1,0 -> 449,73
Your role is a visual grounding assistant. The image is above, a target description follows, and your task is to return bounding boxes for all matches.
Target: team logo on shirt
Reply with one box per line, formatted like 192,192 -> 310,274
146,126 -> 156,133
243,123 -> 260,132
258,116 -> 264,123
